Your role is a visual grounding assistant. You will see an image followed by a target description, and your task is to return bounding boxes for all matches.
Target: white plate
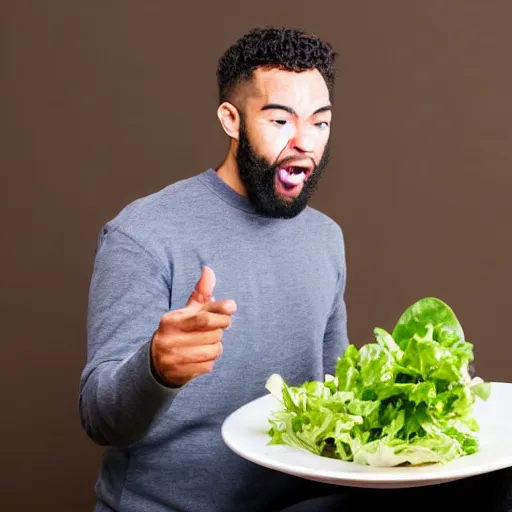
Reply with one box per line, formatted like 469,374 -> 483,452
221,381 -> 512,489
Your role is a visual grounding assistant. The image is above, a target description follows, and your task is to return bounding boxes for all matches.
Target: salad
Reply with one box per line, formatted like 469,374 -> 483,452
265,297 -> 491,467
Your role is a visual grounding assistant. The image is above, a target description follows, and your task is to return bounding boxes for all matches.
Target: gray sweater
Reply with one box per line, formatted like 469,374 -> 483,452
79,168 -> 349,512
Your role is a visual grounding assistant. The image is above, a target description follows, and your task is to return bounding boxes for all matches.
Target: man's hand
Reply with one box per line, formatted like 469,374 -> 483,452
150,266 -> 237,387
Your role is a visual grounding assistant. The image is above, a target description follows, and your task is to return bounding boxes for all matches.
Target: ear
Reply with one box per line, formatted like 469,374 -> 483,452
217,102 -> 241,140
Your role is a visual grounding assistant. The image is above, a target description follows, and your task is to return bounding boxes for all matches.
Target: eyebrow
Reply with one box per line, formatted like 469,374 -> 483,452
261,103 -> 332,115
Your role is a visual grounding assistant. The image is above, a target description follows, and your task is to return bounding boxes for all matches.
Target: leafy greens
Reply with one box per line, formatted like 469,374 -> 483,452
265,297 -> 490,467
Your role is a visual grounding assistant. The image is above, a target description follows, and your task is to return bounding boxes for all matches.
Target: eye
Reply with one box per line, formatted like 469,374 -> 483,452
315,121 -> 330,129
273,120 -> 288,126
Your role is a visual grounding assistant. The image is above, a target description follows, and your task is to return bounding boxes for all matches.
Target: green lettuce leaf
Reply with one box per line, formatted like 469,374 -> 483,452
265,297 -> 490,467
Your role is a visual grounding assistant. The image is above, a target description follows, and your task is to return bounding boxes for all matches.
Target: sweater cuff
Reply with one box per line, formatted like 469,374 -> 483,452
127,339 -> 184,400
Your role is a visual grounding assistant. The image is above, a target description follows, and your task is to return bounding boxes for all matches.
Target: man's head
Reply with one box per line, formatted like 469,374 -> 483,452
216,27 -> 337,218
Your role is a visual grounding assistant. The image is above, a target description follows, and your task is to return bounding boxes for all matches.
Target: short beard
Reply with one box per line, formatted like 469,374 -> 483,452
236,120 -> 330,219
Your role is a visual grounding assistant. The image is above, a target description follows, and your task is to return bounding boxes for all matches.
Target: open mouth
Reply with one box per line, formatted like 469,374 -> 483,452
277,165 -> 313,189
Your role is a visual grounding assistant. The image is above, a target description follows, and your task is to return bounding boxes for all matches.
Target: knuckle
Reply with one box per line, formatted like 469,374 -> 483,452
171,349 -> 187,366
160,311 -> 174,324
196,311 -> 209,329
152,330 -> 163,346
152,332 -> 168,353
160,345 -> 182,366
159,312 -> 177,330
154,332 -> 173,351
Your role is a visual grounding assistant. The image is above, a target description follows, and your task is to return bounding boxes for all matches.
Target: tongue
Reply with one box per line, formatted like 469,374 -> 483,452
278,168 -> 305,186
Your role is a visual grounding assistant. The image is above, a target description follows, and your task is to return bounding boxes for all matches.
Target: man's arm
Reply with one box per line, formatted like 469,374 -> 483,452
323,227 -> 349,377
78,227 -> 178,447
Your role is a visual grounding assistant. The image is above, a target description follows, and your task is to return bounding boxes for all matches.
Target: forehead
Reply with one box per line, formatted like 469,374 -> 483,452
246,68 -> 330,113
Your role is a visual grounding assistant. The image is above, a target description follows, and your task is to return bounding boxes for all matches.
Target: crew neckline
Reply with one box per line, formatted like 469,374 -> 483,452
197,168 -> 256,214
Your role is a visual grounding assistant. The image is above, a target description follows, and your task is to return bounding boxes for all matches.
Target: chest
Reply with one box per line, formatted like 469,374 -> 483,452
158,224 -> 341,416
167,229 -> 339,330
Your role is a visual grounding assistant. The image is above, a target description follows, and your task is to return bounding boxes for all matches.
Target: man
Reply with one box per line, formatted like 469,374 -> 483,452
80,26 -> 348,512
80,27 -> 511,512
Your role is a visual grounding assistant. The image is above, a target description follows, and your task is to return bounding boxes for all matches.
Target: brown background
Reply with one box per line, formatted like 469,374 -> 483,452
2,1 -> 512,510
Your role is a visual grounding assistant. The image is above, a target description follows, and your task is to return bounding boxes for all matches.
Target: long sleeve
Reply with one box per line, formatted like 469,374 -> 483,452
78,226 -> 179,447
322,227 -> 349,376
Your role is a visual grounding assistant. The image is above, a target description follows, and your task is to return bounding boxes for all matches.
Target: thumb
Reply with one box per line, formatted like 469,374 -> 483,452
186,266 -> 216,308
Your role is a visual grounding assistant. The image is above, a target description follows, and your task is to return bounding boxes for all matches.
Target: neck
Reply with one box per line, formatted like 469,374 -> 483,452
215,142 -> 247,197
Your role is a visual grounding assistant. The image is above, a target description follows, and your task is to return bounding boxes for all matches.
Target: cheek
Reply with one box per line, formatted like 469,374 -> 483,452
274,124 -> 296,153
314,131 -> 330,156
252,124 -> 295,160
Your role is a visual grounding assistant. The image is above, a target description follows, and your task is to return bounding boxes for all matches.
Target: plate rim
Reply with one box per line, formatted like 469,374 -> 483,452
221,381 -> 512,485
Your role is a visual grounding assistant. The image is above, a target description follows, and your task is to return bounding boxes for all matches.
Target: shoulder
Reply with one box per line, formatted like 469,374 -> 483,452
93,171 -> 208,260
110,175 -> 204,224
107,173 -> 205,232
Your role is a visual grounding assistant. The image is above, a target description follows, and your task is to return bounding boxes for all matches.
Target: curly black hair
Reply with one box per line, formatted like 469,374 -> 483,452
217,26 -> 338,104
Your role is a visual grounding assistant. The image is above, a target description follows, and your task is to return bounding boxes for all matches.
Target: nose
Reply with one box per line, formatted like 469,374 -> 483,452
289,124 -> 316,154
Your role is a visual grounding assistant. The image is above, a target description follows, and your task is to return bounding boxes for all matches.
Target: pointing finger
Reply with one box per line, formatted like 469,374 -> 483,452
205,299 -> 237,315
179,310 -> 233,332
